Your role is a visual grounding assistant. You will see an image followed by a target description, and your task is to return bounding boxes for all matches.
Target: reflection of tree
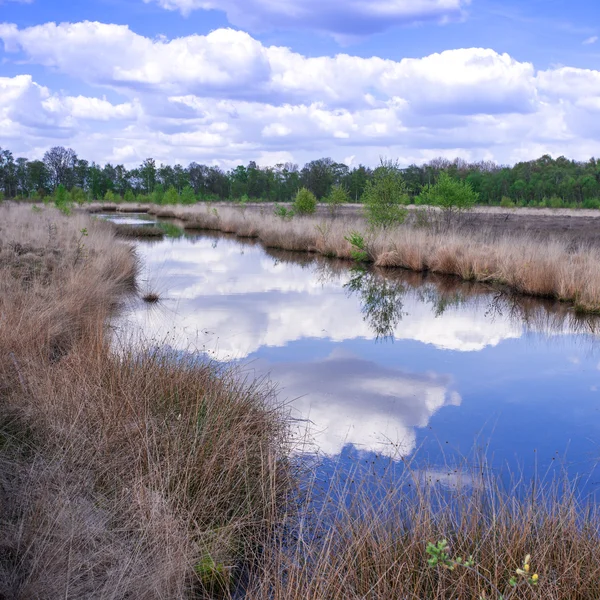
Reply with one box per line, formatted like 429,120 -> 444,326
345,267 -> 407,341
417,284 -> 468,317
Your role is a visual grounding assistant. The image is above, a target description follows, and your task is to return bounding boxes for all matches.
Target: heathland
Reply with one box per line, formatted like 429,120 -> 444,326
95,201 -> 600,314
3,203 -> 600,599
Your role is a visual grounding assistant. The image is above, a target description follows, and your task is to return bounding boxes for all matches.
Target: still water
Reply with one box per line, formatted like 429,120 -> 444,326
112,216 -> 600,491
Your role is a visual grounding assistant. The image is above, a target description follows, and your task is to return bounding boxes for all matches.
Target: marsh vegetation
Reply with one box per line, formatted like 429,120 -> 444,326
3,204 -> 600,599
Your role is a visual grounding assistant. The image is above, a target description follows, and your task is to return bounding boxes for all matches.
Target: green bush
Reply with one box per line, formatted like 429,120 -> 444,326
164,185 -> 179,205
152,184 -> 165,204
293,188 -> 317,215
326,184 -> 349,217
361,159 -> 408,228
54,184 -> 71,215
104,190 -> 116,203
181,185 -> 196,205
124,189 -> 136,203
500,196 -> 515,208
420,172 -> 478,217
274,205 -> 295,220
583,198 -> 600,209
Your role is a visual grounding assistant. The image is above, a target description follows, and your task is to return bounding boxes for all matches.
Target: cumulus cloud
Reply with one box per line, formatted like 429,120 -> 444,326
143,0 -> 469,37
1,21 -> 600,165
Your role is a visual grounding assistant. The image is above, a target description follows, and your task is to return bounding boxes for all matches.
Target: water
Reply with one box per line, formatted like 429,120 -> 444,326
113,217 -> 600,494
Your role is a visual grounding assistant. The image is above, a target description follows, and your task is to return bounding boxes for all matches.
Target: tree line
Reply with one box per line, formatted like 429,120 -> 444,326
3,146 -> 600,207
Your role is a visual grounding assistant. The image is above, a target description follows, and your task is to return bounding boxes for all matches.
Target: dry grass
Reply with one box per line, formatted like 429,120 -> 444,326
114,223 -> 165,239
248,462 -> 600,600
146,204 -> 600,313
0,204 -> 288,599
6,203 -> 600,599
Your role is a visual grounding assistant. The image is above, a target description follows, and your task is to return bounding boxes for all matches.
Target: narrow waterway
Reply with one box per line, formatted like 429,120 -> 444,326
106,214 -> 600,494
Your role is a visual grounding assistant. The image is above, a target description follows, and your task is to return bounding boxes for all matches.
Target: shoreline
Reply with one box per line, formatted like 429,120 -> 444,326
88,201 -> 600,313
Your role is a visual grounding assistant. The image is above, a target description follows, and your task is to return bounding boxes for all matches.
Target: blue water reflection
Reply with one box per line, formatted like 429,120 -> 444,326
116,226 -> 600,492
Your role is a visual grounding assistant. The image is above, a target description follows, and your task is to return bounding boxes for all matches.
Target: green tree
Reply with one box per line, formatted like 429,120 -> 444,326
124,189 -> 136,203
293,187 -> 317,215
54,184 -> 71,214
152,183 -> 165,204
164,185 -> 179,205
420,172 -> 478,225
326,184 -> 349,217
362,159 -> 408,228
180,185 -> 196,205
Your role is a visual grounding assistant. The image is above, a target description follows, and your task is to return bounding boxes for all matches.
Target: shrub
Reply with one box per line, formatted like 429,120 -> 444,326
152,184 -> 165,204
124,189 -> 136,203
164,185 -> 179,205
54,184 -> 71,215
583,198 -> 600,209
362,159 -> 408,228
420,172 -> 478,220
104,190 -> 116,203
181,185 -> 196,205
293,188 -> 317,215
500,196 -> 515,208
326,184 -> 349,217
274,205 -> 295,220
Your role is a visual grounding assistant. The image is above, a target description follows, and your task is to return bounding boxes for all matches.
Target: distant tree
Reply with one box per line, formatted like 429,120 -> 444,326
152,183 -> 165,204
180,185 -> 196,205
44,146 -> 77,189
164,185 -> 179,205
326,184 -> 349,217
293,187 -> 317,215
420,172 -> 478,226
124,189 -> 136,203
362,159 -> 408,228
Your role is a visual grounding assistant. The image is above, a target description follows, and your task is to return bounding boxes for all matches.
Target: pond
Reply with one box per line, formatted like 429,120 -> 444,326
111,215 -> 600,495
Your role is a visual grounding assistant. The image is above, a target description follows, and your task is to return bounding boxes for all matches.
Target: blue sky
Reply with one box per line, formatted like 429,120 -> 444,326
1,0 -> 600,167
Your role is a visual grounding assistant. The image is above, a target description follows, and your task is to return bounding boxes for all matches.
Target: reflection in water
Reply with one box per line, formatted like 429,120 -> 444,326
114,225 -> 600,482
253,348 -> 461,457
344,267 -> 406,341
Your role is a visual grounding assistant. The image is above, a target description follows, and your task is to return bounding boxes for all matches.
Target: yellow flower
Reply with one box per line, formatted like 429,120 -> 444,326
532,574 -> 539,583
524,564 -> 530,573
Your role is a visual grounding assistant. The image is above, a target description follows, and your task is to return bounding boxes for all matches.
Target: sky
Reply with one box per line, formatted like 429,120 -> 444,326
1,0 -> 600,168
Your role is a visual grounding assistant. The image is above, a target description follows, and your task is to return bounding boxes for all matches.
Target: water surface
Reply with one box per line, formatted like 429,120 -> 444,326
114,219 -> 600,492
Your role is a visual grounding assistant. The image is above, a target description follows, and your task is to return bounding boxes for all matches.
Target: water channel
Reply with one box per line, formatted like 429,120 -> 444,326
103,213 -> 600,495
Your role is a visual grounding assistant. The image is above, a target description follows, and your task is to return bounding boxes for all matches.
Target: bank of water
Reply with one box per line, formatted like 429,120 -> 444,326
110,215 -> 600,498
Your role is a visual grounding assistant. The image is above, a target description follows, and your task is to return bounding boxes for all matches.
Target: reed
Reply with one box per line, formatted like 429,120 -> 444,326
147,204 -> 600,313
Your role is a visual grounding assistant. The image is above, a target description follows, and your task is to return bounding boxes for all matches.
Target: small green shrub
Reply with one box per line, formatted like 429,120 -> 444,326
293,188 -> 317,215
181,185 -> 196,205
326,184 -> 349,217
362,159 -> 408,228
124,189 -> 136,203
500,196 -> 515,208
420,172 -> 478,217
344,230 -> 370,262
274,205 -> 294,220
152,184 -> 165,204
104,190 -> 116,203
583,198 -> 600,209
54,184 -> 71,215
164,185 -> 179,205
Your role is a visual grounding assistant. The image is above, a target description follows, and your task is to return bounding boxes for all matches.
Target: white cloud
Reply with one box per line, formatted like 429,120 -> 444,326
583,36 -> 598,45
1,21 -> 600,166
143,0 -> 469,37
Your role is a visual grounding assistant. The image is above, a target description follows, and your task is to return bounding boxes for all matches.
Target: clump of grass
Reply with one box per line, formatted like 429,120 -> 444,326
114,223 -> 165,239
247,457 -> 600,600
142,290 -> 161,303
0,204 -> 289,599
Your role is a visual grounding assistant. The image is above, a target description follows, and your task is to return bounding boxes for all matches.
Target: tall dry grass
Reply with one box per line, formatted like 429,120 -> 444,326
248,461 -> 600,600
0,205 -> 288,599
146,203 -> 600,313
